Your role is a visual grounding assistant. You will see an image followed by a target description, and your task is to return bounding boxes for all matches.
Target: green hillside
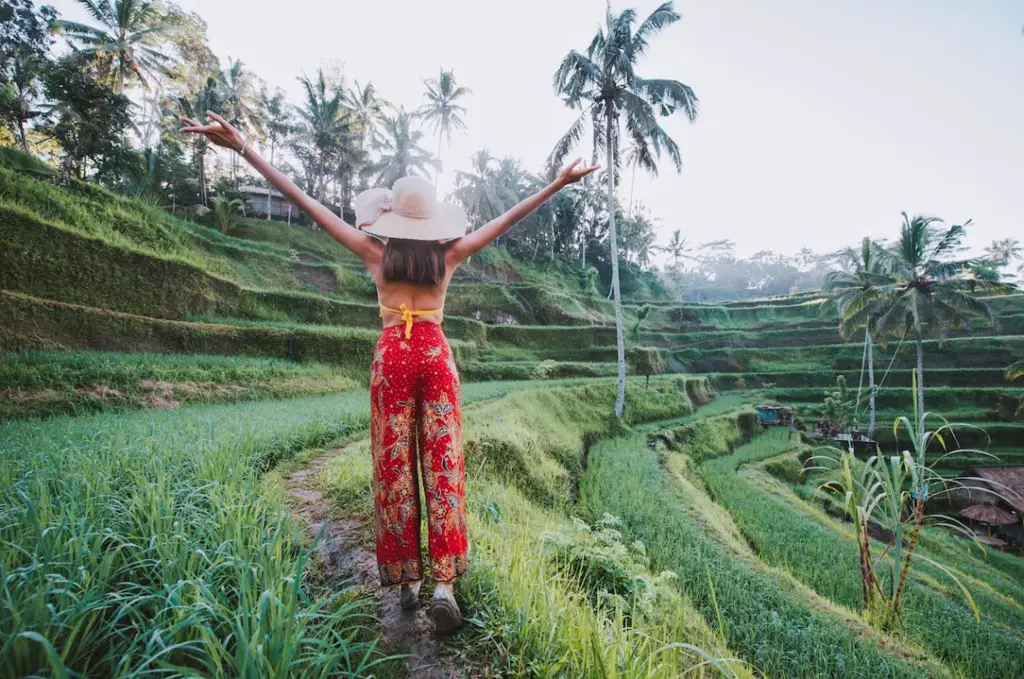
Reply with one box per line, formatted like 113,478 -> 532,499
2,153 -> 1022,677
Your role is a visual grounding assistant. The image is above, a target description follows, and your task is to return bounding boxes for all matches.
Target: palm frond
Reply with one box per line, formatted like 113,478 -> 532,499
632,1 -> 681,56
634,77 -> 699,122
547,107 -> 590,172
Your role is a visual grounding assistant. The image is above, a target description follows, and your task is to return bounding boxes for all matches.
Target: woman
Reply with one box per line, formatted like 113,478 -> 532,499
181,112 -> 597,633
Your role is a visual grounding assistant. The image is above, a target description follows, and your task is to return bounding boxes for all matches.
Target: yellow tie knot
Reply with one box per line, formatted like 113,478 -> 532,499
399,304 -> 413,339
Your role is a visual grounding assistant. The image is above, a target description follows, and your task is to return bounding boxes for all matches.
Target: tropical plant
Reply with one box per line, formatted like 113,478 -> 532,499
823,238 -> 888,437
211,196 -> 245,234
874,214 -> 999,431
812,394 -> 985,632
1008,360 -> 1024,382
367,107 -> 437,188
53,0 -> 171,94
416,69 -> 470,179
551,0 -> 699,418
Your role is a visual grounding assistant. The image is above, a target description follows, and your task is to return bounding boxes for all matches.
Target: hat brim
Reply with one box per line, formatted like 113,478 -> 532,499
359,202 -> 468,242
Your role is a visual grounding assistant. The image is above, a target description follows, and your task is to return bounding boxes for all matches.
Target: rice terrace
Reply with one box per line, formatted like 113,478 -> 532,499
1,0 -> 1023,677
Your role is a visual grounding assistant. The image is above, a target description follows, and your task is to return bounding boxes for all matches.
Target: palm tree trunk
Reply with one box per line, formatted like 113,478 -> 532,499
867,329 -> 876,439
627,161 -> 637,220
18,119 -> 29,155
436,135 -> 443,185
266,139 -> 275,220
607,113 -> 626,419
915,330 -> 925,432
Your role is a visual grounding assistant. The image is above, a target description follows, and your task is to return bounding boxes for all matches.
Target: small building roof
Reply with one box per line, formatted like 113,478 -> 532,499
961,503 -> 1018,525
755,404 -> 792,412
238,185 -> 285,198
969,466 -> 1024,513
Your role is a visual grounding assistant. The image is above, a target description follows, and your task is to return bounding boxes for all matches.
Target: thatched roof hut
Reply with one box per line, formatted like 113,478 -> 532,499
970,467 -> 1024,514
948,466 -> 1024,513
961,504 -> 1017,525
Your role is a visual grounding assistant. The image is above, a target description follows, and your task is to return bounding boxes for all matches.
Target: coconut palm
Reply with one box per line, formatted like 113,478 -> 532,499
451,150 -> 505,223
367,108 -> 438,188
550,1 -> 699,418
295,69 -> 350,201
874,214 -> 999,431
53,0 -> 171,94
344,80 -> 388,154
177,75 -> 226,205
221,58 -> 259,132
416,69 -> 470,179
985,238 -> 1022,267
661,229 -> 692,267
823,238 -> 888,438
220,58 -> 261,186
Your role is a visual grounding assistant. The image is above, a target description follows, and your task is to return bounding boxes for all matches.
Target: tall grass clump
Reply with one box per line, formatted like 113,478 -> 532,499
0,392 -> 393,677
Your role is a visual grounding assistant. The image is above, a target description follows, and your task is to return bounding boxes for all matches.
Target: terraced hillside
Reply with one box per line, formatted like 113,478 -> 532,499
2,152 -> 1023,677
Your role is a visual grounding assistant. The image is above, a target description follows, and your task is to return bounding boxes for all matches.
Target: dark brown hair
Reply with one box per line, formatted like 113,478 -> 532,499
382,238 -> 448,285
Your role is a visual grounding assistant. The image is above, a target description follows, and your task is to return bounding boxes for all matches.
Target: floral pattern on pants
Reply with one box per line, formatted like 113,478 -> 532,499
370,322 -> 468,587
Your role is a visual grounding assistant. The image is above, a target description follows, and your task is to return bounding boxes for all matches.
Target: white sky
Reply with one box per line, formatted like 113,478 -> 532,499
49,0 -> 1024,260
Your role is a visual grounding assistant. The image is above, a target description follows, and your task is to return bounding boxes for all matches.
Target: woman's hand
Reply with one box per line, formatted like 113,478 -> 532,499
180,111 -> 246,152
555,158 -> 600,187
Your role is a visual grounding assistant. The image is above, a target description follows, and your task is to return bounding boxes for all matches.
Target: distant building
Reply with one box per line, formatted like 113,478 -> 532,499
238,185 -> 291,220
237,186 -> 355,226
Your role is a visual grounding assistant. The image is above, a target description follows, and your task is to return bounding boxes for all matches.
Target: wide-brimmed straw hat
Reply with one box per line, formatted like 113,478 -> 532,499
354,176 -> 467,242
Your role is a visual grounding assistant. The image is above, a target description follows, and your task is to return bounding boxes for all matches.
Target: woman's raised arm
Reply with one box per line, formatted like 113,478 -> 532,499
446,159 -> 598,265
180,112 -> 376,262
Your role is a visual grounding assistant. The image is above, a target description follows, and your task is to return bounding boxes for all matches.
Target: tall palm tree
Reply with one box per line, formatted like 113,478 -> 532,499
221,58 -> 260,186
296,69 -> 350,201
344,80 -> 389,155
368,108 -> 438,188
875,213 -> 998,430
662,229 -> 691,267
451,150 -> 505,224
177,75 -> 226,205
823,238 -> 888,438
985,238 -> 1022,273
256,87 -> 294,218
54,0 -> 170,94
416,69 -> 470,180
551,1 -> 699,418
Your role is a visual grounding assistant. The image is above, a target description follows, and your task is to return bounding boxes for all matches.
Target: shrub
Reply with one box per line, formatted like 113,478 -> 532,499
531,359 -> 559,380
542,514 -> 682,627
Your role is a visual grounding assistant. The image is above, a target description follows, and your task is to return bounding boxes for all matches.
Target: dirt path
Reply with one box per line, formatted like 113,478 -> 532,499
284,445 -> 480,679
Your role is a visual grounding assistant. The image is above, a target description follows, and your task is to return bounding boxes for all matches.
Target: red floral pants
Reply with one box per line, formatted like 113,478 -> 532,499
370,323 -> 468,587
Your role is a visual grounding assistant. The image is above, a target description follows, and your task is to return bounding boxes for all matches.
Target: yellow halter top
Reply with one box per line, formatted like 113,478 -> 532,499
380,303 -> 444,339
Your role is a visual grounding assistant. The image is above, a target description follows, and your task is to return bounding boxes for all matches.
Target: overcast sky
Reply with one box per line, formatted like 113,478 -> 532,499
49,0 -> 1024,260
